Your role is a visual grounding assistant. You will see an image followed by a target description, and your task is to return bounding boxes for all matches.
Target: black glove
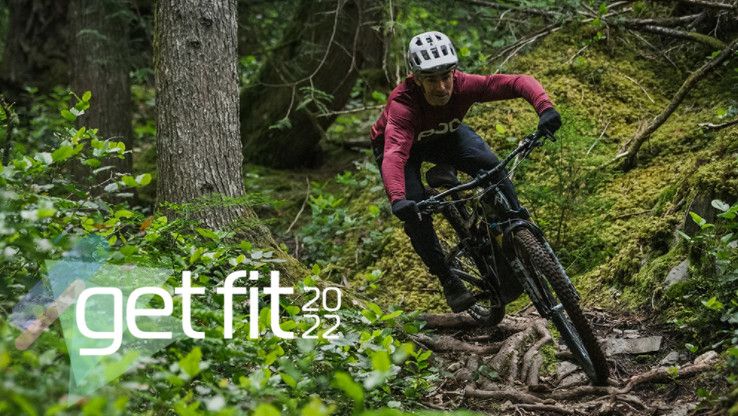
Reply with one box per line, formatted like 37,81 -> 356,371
391,199 -> 420,222
538,108 -> 562,136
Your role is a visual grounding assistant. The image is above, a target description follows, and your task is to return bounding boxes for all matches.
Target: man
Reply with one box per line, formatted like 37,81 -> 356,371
370,31 -> 561,312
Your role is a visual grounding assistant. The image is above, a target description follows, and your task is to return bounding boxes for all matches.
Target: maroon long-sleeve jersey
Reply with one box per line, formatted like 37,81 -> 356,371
370,71 -> 554,203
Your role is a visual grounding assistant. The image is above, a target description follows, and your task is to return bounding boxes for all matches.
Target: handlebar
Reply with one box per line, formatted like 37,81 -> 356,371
416,129 -> 553,214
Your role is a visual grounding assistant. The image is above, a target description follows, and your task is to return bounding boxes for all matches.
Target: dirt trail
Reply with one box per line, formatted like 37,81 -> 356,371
414,308 -> 718,415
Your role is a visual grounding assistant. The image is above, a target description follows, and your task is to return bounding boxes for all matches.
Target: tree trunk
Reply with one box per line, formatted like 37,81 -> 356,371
240,0 -> 384,169
69,0 -> 133,174
1,0 -> 70,97
154,0 -> 306,281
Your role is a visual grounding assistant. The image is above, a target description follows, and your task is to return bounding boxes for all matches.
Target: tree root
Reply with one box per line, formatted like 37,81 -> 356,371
419,312 -> 483,329
505,403 -> 578,415
418,312 -> 719,414
412,334 -> 501,355
420,313 -> 531,333
520,319 -> 552,385
464,386 -> 542,404
488,325 -> 536,378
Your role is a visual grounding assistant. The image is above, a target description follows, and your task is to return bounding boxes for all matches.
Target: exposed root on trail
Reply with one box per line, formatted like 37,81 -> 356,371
419,311 -> 721,415
412,334 -> 501,355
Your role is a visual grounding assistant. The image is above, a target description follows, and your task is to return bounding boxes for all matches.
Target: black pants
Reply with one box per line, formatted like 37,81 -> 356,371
373,124 -> 521,279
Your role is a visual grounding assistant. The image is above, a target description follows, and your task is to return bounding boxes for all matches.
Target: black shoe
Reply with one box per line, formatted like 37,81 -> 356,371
440,275 -> 476,313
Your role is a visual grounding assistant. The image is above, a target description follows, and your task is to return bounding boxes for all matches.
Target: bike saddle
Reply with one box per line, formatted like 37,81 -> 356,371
426,164 -> 461,188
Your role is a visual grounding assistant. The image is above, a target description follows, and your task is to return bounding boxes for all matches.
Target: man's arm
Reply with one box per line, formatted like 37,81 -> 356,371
382,119 -> 414,203
468,73 -> 554,115
378,99 -> 418,203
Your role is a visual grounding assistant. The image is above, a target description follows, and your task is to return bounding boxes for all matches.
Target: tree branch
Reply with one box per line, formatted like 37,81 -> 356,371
464,0 -> 560,18
614,36 -> 738,170
626,25 -> 726,48
617,13 -> 705,27
679,0 -> 738,10
699,117 -> 738,131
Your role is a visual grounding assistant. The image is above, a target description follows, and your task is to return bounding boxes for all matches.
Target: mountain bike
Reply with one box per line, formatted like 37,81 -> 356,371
416,130 -> 610,385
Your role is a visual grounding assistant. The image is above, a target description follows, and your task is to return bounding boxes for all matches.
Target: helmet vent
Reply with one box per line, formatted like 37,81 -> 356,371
440,45 -> 448,55
431,47 -> 439,58
421,50 -> 430,60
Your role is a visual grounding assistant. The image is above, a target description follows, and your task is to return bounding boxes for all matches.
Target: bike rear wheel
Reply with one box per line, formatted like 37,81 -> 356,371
512,228 -> 609,385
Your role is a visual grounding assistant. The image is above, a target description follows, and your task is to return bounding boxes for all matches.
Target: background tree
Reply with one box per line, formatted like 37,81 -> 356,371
69,0 -> 133,174
0,0 -> 69,99
153,0 -> 304,272
155,0 -> 251,230
240,0 -> 384,168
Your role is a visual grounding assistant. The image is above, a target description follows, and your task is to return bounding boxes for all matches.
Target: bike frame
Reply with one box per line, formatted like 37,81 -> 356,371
419,130 -> 579,313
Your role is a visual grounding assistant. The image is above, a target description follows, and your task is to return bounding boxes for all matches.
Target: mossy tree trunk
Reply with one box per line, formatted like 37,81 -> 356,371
69,0 -> 133,175
240,0 -> 384,168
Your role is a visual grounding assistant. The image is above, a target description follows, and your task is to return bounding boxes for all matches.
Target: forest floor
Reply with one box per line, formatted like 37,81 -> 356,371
414,307 -> 718,416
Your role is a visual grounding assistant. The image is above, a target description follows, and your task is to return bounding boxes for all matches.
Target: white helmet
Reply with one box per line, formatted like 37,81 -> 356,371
407,31 -> 458,74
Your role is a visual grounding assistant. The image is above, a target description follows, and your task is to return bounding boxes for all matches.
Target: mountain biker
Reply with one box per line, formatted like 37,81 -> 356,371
370,31 -> 562,313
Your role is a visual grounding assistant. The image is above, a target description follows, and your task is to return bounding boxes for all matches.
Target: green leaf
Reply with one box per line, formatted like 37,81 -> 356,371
599,2 -> 607,14
371,90 -> 387,103
83,158 -> 101,168
300,397 -> 333,416
371,350 -> 391,372
82,91 -> 92,102
332,372 -> 364,406
51,145 -> 75,162
115,209 -> 134,219
701,296 -> 724,311
195,227 -> 219,241
60,109 -> 76,121
34,152 -> 53,165
120,245 -> 137,256
122,175 -> 138,187
136,173 -> 152,186
37,207 -> 56,218
253,403 -> 280,416
367,204 -> 380,217
689,211 -> 706,227
366,302 -> 382,316
711,199 -> 730,212
179,347 -> 202,379
495,123 -> 506,134
380,310 -> 403,321
280,372 -> 297,388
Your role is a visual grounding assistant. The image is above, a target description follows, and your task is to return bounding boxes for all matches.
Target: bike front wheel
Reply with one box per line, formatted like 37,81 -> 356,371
512,228 -> 609,385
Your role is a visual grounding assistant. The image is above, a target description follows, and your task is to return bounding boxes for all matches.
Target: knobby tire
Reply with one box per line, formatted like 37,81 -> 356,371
513,228 -> 610,385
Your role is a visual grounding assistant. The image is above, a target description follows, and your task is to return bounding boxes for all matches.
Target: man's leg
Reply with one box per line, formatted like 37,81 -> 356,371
446,124 -> 522,211
373,139 -> 474,312
434,125 -> 526,302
